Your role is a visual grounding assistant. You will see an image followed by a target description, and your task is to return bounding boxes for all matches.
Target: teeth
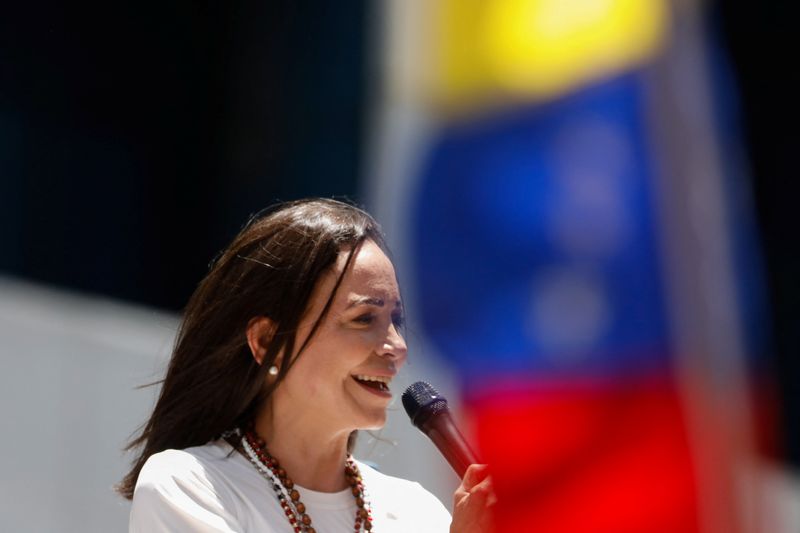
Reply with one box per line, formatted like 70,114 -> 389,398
354,374 -> 391,384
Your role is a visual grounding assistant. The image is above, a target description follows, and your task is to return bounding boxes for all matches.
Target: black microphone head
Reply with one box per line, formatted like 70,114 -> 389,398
402,381 -> 450,428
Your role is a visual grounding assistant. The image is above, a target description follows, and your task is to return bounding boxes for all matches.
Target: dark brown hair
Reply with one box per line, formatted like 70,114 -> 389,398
117,198 -> 388,499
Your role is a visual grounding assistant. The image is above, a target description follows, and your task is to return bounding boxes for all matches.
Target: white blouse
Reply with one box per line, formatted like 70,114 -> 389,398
130,440 -> 452,532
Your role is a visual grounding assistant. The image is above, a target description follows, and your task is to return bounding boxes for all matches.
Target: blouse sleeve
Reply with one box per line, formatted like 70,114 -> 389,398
129,450 -> 243,533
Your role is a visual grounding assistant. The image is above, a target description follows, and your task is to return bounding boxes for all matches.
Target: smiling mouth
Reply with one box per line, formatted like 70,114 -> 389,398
353,374 -> 391,393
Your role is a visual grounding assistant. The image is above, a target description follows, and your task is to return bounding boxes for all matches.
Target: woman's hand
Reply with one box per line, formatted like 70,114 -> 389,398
450,464 -> 496,533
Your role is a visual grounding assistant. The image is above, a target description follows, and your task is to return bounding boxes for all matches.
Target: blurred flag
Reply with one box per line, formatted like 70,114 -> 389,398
372,0 -> 768,531
412,72 -> 699,531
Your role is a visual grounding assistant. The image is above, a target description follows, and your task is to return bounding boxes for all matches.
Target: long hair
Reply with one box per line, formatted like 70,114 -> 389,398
117,198 -> 387,499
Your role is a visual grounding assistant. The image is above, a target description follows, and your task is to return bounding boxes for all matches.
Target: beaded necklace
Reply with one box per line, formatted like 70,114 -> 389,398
241,429 -> 374,532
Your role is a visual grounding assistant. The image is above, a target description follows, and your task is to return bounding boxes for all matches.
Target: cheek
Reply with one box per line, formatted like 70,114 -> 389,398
289,350 -> 348,396
289,329 -> 373,390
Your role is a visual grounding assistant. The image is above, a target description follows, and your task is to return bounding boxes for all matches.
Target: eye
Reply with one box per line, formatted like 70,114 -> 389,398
392,313 -> 405,329
354,313 -> 375,325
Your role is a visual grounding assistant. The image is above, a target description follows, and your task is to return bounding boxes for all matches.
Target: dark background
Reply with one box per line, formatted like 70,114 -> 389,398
0,1 -> 368,308
716,1 -> 799,467
0,1 -> 796,466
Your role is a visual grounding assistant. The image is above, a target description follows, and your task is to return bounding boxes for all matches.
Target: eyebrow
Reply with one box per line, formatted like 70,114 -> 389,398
346,296 -> 402,309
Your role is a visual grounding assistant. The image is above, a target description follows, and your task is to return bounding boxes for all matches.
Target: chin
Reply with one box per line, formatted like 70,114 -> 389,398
355,410 -> 388,431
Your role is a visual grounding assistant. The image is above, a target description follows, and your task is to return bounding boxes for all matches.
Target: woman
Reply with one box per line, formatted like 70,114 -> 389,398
119,198 -> 493,532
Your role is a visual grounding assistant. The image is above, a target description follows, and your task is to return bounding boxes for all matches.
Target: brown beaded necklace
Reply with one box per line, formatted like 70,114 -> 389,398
241,429 -> 374,532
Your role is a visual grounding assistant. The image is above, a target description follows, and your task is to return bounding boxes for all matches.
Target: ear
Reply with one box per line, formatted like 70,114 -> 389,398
246,316 -> 277,366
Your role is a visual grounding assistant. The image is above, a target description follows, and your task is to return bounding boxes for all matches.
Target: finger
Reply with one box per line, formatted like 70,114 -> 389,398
461,463 -> 490,491
469,475 -> 497,507
452,486 -> 469,501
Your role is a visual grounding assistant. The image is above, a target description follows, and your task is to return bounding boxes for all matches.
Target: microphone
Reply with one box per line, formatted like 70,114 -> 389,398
402,381 -> 480,478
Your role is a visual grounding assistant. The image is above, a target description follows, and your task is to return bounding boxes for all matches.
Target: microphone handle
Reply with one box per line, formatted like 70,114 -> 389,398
421,410 -> 479,478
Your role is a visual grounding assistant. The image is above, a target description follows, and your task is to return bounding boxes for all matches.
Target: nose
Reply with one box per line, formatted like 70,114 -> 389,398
380,323 -> 408,366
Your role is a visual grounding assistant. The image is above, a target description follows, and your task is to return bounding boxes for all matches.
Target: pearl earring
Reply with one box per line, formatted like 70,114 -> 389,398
268,365 -> 279,376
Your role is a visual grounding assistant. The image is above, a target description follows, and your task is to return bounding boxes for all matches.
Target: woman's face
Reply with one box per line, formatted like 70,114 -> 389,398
272,239 -> 407,433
